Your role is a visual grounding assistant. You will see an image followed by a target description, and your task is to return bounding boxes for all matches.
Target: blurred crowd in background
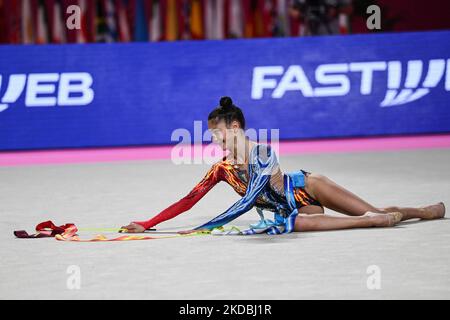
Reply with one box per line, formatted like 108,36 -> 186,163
0,0 -> 449,44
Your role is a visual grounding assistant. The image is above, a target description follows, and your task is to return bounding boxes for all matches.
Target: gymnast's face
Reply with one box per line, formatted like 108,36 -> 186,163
208,119 -> 241,151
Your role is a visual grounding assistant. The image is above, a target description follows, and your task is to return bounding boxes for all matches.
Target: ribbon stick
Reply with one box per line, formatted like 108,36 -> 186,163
56,225 -> 210,242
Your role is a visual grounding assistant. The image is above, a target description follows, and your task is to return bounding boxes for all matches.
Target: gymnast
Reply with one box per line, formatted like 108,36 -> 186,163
121,97 -> 445,235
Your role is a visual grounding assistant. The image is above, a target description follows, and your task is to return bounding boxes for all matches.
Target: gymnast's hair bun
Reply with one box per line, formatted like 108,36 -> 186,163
209,96 -> 245,129
219,96 -> 233,110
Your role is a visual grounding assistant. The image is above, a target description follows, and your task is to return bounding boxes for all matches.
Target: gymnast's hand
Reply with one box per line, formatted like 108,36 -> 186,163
120,222 -> 146,233
178,228 -> 210,235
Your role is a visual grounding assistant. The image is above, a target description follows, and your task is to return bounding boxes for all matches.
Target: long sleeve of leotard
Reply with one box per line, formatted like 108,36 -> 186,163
133,162 -> 224,230
195,145 -> 278,230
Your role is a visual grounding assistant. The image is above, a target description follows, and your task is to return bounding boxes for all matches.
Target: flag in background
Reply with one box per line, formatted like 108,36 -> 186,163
178,0 -> 191,40
164,0 -> 178,41
288,0 -> 301,36
44,0 -> 55,42
22,0 -> 36,43
104,0 -> 118,41
253,0 -> 263,37
150,0 -> 162,41
261,0 -> 276,37
0,0 -> 5,43
96,0 -> 110,41
204,0 -> 225,39
116,0 -> 131,41
134,0 -> 149,41
142,0 -> 152,40
228,0 -> 243,38
242,0 -> 254,38
273,0 -> 289,37
61,0 -> 75,43
45,0 -> 66,43
125,0 -> 135,32
189,0 -> 204,39
247,0 -> 276,37
60,0 -> 83,43
5,0 -> 22,43
76,0 -> 88,43
36,0 -> 49,43
339,13 -> 349,34
86,0 -> 97,42
54,0 -> 67,43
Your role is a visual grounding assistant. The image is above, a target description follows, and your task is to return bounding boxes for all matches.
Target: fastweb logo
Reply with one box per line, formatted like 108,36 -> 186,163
0,72 -> 94,112
252,59 -> 450,106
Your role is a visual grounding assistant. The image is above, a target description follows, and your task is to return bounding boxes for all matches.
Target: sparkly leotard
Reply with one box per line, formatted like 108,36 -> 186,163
134,144 -> 322,233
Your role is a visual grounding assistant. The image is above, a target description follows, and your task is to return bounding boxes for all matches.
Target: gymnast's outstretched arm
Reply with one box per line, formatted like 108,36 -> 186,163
123,162 -> 225,231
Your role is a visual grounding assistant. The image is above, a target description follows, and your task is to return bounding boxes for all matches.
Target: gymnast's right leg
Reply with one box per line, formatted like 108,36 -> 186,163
294,212 -> 403,232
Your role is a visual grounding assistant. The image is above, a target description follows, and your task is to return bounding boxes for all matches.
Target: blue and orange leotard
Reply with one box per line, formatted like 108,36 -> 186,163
134,144 -> 322,234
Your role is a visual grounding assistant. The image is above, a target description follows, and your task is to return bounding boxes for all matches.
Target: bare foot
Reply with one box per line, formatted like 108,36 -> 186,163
120,222 -> 146,233
364,211 -> 403,227
420,202 -> 446,220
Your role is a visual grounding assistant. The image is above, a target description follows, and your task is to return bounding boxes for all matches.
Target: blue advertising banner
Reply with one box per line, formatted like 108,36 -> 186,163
1,30 -> 450,150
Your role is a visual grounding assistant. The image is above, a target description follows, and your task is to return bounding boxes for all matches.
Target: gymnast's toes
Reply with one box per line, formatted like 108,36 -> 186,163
388,212 -> 403,225
364,212 -> 402,227
436,202 -> 446,219
421,202 -> 446,220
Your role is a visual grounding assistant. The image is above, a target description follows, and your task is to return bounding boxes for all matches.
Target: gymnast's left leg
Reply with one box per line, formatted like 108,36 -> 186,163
304,173 -> 445,221
294,212 -> 403,232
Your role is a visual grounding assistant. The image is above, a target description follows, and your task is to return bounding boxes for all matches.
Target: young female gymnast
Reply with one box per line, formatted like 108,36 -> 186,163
121,97 -> 445,235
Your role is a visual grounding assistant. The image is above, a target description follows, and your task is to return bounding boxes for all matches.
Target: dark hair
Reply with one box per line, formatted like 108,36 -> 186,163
208,96 -> 246,129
